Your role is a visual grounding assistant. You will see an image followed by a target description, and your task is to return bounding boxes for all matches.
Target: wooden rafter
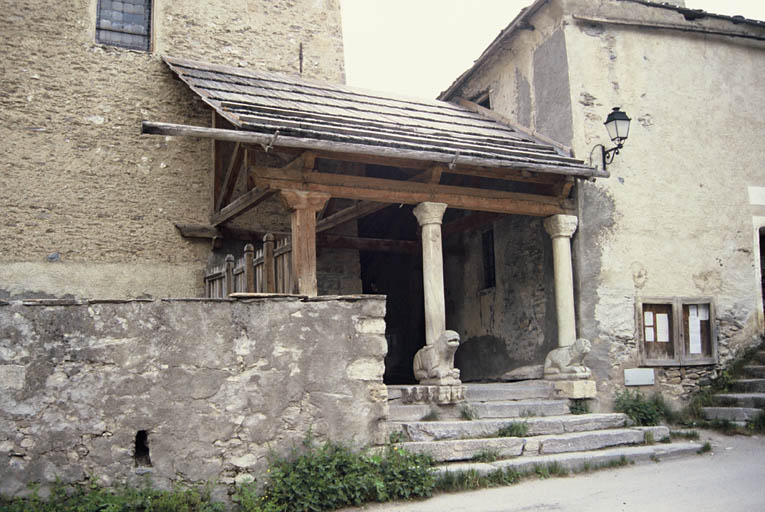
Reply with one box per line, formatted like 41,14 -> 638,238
251,167 -> 573,217
214,142 -> 245,212
211,188 -> 277,226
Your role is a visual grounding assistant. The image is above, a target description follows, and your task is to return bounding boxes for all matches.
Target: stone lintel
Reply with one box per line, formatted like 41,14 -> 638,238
552,380 -> 597,399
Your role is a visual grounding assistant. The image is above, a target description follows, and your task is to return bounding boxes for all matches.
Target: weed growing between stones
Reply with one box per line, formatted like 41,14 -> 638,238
388,430 -> 405,444
496,422 -> 528,437
434,467 -> 523,492
697,442 -> 712,454
670,430 -> 700,440
614,389 -> 674,426
746,409 -> 765,433
534,462 -> 567,479
460,405 -> 475,421
0,479 -> 224,512
235,439 -> 435,512
569,399 -> 590,415
471,449 -> 499,463
644,431 -> 655,445
421,409 -> 440,421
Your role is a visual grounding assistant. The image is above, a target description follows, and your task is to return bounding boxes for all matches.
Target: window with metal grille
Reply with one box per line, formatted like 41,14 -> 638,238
96,0 -> 152,51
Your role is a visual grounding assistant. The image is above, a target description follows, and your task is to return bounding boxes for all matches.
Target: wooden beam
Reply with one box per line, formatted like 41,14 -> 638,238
252,168 -> 574,217
211,188 -> 277,226
142,121 -> 606,178
215,142 -> 245,212
175,223 -> 289,241
553,176 -> 575,199
442,212 -> 503,238
318,234 -> 417,253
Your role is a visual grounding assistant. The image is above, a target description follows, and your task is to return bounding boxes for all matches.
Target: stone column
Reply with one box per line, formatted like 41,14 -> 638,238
543,214 -> 578,348
413,202 -> 448,346
280,190 -> 330,296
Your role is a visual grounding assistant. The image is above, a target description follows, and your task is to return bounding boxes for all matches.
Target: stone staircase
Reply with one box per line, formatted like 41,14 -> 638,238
703,349 -> 765,426
387,382 -> 702,476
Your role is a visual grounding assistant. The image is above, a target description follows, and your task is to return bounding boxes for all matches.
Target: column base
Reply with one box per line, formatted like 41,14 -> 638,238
550,379 -> 597,399
401,385 -> 466,405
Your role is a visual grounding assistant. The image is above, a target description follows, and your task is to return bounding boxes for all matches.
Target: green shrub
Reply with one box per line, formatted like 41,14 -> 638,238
497,422 -> 528,437
237,439 -> 434,511
0,480 -> 224,512
614,389 -> 673,426
746,409 -> 765,433
697,442 -> 712,454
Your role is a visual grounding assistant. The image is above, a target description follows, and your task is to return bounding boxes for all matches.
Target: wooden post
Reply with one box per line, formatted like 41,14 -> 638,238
224,254 -> 235,296
263,233 -> 276,293
279,190 -> 330,296
244,243 -> 255,293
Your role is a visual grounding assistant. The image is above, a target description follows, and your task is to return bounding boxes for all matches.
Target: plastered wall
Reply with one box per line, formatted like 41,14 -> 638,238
0,296 -> 387,498
0,0 -> 345,299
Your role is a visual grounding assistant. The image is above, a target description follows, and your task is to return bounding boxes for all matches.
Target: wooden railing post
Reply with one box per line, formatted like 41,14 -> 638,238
264,233 -> 276,294
225,254 -> 235,296
244,243 -> 255,293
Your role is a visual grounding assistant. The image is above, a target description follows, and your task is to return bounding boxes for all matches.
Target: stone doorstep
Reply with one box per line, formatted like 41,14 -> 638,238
432,442 -> 704,477
395,427 -> 667,462
730,379 -> 765,393
713,393 -> 765,408
388,413 -> 628,442
742,365 -> 765,378
464,382 -> 555,402
702,406 -> 762,422
470,399 -> 570,419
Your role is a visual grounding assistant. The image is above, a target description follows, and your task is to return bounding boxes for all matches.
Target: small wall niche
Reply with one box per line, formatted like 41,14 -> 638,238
134,430 -> 152,467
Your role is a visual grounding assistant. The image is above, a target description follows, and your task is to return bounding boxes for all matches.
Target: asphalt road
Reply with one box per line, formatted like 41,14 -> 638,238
340,430 -> 765,512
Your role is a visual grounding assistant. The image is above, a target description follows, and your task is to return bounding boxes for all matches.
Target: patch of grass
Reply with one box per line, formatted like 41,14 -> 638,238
497,422 -> 528,438
650,454 -> 660,463
659,436 -> 672,444
388,430 -> 405,444
697,441 -> 712,454
644,431 -> 655,445
614,389 -> 674,426
0,480 -> 224,512
471,449 -> 499,463
670,430 -> 700,440
746,409 -> 765,433
534,462 -> 568,479
421,409 -> 440,422
435,467 -> 523,492
460,405 -> 475,421
236,438 -> 435,511
569,399 -> 590,415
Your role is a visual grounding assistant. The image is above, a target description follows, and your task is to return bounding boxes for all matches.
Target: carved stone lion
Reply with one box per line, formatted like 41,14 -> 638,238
543,338 -> 592,380
413,330 -> 461,385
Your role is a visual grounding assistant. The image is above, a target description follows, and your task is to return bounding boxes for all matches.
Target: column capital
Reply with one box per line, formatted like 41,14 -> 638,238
413,202 -> 448,227
280,189 -> 331,212
544,214 -> 578,239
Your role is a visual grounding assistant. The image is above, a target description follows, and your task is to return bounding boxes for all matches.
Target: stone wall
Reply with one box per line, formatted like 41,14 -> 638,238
0,0 -> 345,300
0,296 -> 387,497
445,216 -> 556,381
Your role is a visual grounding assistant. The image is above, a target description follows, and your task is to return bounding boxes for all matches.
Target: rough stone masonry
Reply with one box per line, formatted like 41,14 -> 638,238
0,296 -> 388,497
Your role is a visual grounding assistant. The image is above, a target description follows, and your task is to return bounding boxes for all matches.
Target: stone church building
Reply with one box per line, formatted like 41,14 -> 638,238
1,0 -> 764,498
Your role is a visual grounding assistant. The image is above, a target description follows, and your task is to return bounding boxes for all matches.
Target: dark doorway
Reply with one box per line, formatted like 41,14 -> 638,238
760,228 -> 765,315
358,199 -> 424,384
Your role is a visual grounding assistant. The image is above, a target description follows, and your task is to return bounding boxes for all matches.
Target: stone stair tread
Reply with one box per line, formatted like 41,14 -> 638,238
469,399 -> 570,418
712,392 -> 765,408
433,442 -> 704,476
702,406 -> 762,422
464,382 -> 555,401
388,413 -> 628,442
396,426 -> 667,462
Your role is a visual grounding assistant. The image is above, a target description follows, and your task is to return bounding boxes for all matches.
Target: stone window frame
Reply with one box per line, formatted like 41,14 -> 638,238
95,0 -> 154,52
636,296 -> 717,367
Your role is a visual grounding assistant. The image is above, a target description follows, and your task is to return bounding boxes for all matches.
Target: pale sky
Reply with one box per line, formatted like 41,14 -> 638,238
340,0 -> 765,99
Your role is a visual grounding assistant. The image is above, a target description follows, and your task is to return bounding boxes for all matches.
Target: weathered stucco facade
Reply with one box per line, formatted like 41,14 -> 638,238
0,0 -> 345,300
441,0 -> 765,406
0,296 -> 387,498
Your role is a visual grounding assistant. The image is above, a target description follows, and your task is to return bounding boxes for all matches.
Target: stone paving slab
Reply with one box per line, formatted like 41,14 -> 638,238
464,382 -> 555,402
433,442 -> 703,476
524,426 -> 668,456
702,406 -> 761,422
389,413 -> 627,442
471,399 -> 570,419
713,392 -> 765,408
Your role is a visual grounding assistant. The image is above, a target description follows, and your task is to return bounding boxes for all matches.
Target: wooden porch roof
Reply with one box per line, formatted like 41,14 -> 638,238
156,56 -> 601,179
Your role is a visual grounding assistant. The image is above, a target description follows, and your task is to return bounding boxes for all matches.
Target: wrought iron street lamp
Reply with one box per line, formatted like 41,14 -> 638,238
592,107 -> 631,170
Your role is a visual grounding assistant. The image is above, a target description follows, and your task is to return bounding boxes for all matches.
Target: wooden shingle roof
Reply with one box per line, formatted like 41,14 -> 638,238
162,56 -> 599,178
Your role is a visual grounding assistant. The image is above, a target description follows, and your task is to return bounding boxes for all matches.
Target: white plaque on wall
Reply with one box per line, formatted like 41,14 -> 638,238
625,368 -> 655,386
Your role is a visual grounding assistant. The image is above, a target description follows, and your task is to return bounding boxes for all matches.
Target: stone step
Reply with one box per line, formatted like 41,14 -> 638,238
464,382 -> 555,402
396,426 -> 668,462
753,351 -> 765,364
388,413 -> 628,442
712,392 -> 765,408
742,365 -> 765,378
702,406 -> 762,423
730,379 -> 765,393
469,399 -> 570,419
432,442 -> 703,477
